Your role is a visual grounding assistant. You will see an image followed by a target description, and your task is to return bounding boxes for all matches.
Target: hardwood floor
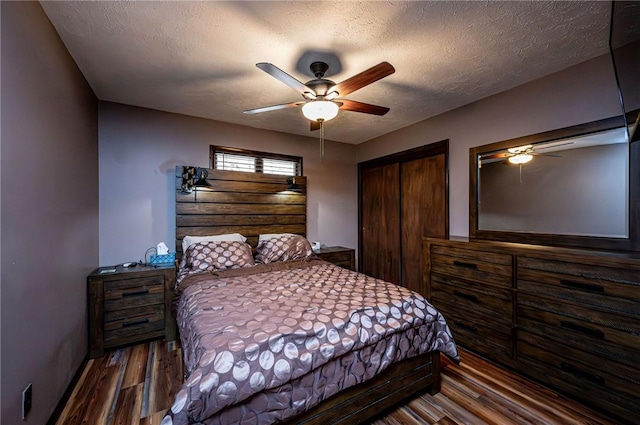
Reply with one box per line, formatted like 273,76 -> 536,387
54,341 -> 618,425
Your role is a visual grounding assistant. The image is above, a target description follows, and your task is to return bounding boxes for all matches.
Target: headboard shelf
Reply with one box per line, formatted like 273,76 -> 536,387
175,166 -> 307,256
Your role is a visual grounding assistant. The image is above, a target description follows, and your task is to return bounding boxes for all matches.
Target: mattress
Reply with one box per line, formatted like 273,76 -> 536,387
164,258 -> 458,425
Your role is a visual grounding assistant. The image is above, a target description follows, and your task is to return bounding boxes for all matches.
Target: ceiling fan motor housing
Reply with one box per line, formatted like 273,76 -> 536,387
310,61 -> 329,78
305,79 -> 335,97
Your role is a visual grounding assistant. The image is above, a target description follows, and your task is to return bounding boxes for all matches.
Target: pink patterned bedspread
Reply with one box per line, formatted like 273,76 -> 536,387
164,258 -> 458,425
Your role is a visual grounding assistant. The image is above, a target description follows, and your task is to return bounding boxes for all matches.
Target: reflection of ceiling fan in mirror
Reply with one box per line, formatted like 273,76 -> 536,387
243,61 -> 395,131
481,142 -> 571,165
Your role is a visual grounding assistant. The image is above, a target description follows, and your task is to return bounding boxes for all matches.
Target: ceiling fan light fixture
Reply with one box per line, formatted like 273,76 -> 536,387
302,100 -> 339,122
508,153 -> 533,165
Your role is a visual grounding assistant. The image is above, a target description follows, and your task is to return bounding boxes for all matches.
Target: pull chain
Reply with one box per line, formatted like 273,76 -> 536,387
318,119 -> 325,158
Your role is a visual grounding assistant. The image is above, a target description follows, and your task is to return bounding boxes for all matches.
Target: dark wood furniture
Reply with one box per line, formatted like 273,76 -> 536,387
88,264 -> 176,358
175,166 -> 307,255
281,352 -> 440,425
424,237 -> 640,423
358,140 -> 449,296
174,166 -> 444,424
314,246 -> 355,271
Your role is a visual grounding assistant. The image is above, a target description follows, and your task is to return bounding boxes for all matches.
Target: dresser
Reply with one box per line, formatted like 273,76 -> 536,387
424,238 -> 640,423
88,264 -> 177,358
315,246 -> 356,271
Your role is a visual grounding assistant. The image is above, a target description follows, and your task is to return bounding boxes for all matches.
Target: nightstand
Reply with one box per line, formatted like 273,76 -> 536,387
315,246 -> 356,271
88,264 -> 176,358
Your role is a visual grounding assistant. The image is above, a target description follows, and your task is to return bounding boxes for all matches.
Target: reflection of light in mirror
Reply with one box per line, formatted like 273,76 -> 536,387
508,153 -> 533,164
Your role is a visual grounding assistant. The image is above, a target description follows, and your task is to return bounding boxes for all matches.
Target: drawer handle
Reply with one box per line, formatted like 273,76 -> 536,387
122,289 -> 149,297
453,260 -> 478,270
560,279 -> 604,293
453,320 -> 477,333
560,362 -> 605,385
453,290 -> 479,303
560,321 -> 605,339
122,318 -> 149,328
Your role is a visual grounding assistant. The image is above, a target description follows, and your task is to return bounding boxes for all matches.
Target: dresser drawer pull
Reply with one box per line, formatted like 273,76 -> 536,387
453,260 -> 478,270
453,320 -> 477,333
560,362 -> 605,385
122,289 -> 149,297
453,290 -> 479,303
122,318 -> 149,328
560,320 -> 605,339
560,279 -> 604,293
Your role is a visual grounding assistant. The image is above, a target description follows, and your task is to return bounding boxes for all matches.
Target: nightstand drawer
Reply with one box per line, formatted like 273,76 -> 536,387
104,276 -> 164,311
104,304 -> 165,348
316,247 -> 355,271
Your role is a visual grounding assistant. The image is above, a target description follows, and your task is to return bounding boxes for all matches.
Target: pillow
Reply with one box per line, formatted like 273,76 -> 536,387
182,241 -> 255,272
255,234 -> 313,264
182,233 -> 247,254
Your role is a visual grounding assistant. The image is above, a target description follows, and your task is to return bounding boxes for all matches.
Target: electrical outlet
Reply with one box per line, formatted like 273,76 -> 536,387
22,383 -> 32,420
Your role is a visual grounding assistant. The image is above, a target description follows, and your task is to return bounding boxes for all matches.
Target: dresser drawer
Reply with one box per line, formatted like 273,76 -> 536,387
431,273 -> 512,321
518,330 -> 639,399
430,245 -> 512,287
104,276 -> 164,312
518,257 -> 640,304
518,293 -> 640,350
518,302 -> 640,369
104,304 -> 165,349
435,303 -> 513,361
517,342 -> 640,421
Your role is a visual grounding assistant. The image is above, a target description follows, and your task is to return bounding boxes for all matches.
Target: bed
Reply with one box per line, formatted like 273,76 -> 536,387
164,167 -> 459,425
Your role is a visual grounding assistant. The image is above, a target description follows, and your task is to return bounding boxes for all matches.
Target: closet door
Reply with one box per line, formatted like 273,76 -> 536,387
360,163 -> 400,284
359,140 -> 448,294
401,154 -> 447,295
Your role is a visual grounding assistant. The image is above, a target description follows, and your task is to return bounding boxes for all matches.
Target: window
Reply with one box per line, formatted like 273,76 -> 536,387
210,146 -> 302,176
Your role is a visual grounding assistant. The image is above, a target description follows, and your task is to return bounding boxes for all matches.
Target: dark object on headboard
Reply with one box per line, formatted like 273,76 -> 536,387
181,166 -> 211,193
175,166 -> 307,254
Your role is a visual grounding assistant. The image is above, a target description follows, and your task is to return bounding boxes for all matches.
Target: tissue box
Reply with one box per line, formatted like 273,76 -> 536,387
149,252 -> 176,265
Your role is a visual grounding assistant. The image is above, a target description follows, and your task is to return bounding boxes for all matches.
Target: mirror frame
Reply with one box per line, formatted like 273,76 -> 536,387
469,115 -> 640,252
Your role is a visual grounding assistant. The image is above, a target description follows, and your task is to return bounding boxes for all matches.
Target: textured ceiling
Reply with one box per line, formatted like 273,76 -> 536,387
40,1 -> 612,144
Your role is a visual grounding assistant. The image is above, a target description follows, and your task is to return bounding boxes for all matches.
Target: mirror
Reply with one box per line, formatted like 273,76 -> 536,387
478,126 -> 628,238
470,115 -> 640,251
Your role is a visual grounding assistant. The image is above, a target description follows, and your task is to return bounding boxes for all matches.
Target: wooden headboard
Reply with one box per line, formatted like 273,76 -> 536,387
175,166 -> 307,255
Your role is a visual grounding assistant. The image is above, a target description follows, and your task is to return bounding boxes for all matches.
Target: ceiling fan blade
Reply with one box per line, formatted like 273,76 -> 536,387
480,152 -> 510,160
339,99 -> 390,115
243,101 -> 304,115
256,63 -> 316,99
329,62 -> 395,97
310,120 -> 321,131
533,153 -> 563,157
534,141 -> 575,151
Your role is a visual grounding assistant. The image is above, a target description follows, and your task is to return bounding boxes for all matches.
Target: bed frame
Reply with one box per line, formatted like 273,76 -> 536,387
174,166 -> 442,424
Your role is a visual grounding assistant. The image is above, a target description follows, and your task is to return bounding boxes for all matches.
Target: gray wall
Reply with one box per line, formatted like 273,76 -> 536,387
98,102 -> 358,266
1,2 -> 99,424
479,143 -> 628,237
357,54 -> 623,238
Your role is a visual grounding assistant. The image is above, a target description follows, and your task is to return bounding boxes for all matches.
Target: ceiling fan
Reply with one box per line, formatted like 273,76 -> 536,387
481,142 -> 571,165
243,61 -> 395,131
